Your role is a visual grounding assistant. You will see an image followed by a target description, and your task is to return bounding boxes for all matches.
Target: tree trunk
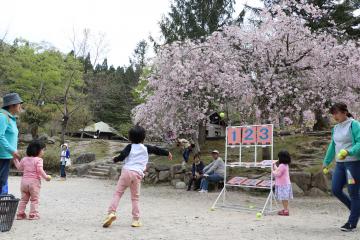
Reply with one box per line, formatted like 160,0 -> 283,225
298,110 -> 304,128
198,122 -> 206,146
192,122 -> 206,154
193,138 -> 201,154
261,118 -> 271,160
313,110 -> 329,131
61,115 -> 69,144
278,116 -> 284,130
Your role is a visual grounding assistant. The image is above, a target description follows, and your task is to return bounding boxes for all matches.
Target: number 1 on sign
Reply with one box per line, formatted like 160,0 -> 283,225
227,127 -> 241,145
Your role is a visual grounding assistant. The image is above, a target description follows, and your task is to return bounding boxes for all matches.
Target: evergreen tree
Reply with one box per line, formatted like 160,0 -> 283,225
160,0 -> 236,43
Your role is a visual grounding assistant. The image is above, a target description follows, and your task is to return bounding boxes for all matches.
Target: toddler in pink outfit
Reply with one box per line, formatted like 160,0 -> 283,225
13,140 -> 51,220
272,150 -> 293,216
102,125 -> 172,228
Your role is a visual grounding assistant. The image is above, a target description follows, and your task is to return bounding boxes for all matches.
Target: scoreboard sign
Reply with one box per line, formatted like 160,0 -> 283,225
226,125 -> 273,145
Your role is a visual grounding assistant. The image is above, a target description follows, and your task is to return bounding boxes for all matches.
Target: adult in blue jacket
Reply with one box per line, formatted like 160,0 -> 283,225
0,93 -> 23,194
323,103 -> 360,232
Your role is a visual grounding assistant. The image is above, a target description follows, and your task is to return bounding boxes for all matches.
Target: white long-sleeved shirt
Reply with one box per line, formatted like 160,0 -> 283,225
114,143 -> 169,176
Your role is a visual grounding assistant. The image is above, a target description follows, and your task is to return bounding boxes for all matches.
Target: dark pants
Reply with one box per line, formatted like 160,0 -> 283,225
183,148 -> 190,163
0,159 -> 11,194
188,176 -> 201,190
60,164 -> 66,178
332,161 -> 360,226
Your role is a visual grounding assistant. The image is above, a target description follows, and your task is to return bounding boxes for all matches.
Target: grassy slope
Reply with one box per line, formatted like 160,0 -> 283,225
150,134 -> 328,174
17,139 -> 110,172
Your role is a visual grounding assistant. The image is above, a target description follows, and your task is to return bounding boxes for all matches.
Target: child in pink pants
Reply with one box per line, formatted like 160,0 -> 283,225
13,140 -> 51,220
103,125 -> 172,228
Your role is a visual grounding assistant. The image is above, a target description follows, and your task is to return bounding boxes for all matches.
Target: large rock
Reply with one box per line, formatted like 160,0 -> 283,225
73,153 -> 96,164
174,173 -> 185,180
307,187 -> 328,197
47,137 -> 56,144
175,181 -> 187,189
158,170 -> 170,181
109,166 -> 118,180
170,164 -> 184,178
38,134 -> 49,142
21,134 -> 33,143
144,172 -> 157,184
71,164 -> 93,176
290,172 -> 312,191
311,171 -> 331,192
155,165 -> 170,171
50,136 -> 61,143
291,183 -> 304,197
171,179 -> 181,186
147,163 -> 156,174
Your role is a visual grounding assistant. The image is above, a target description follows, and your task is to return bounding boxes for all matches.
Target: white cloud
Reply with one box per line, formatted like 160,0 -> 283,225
0,0 -> 262,66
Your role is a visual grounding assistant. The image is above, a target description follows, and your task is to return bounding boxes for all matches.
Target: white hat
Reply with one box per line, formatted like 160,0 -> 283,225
212,150 -> 219,154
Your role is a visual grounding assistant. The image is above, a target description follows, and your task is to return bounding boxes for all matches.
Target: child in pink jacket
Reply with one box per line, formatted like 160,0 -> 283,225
272,150 -> 293,216
13,140 -> 51,220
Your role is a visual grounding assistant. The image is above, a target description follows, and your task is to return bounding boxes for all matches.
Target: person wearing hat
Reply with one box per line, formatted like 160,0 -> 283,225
60,143 -> 70,180
199,150 -> 225,193
0,93 -> 23,194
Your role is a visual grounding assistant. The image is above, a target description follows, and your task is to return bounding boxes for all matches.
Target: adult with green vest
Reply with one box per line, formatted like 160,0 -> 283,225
323,102 -> 360,232
0,93 -> 23,194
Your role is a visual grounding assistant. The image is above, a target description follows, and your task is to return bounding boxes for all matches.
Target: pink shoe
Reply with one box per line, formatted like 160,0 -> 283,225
28,214 -> 40,220
278,209 -> 289,216
16,213 -> 27,220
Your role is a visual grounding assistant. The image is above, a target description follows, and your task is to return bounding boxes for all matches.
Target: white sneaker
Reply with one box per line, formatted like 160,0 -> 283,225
199,189 -> 208,193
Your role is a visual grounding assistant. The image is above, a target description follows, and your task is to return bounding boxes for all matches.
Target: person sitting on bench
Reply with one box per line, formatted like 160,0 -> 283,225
199,150 -> 224,193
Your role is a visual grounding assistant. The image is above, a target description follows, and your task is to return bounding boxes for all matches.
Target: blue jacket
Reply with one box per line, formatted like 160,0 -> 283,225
191,161 -> 205,176
0,109 -> 18,159
323,119 -> 360,166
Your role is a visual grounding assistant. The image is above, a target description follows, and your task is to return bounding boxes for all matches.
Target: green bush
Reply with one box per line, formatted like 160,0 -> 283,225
43,145 -> 60,173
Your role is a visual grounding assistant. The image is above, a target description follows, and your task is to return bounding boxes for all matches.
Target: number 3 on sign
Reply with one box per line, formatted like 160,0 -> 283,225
242,126 -> 257,144
257,125 -> 272,144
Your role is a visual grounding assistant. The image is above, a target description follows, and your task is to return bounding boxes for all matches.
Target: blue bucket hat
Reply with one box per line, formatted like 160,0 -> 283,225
2,93 -> 24,108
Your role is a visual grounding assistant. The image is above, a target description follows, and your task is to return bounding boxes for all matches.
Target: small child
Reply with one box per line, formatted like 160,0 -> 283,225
103,125 -> 172,228
187,153 -> 204,191
272,150 -> 293,216
13,140 -> 51,220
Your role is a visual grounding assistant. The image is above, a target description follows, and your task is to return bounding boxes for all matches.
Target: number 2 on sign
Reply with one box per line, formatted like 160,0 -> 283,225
244,129 -> 254,140
242,127 -> 256,144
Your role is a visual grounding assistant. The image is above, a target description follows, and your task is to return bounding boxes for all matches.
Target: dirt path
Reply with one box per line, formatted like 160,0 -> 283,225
2,177 -> 358,240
